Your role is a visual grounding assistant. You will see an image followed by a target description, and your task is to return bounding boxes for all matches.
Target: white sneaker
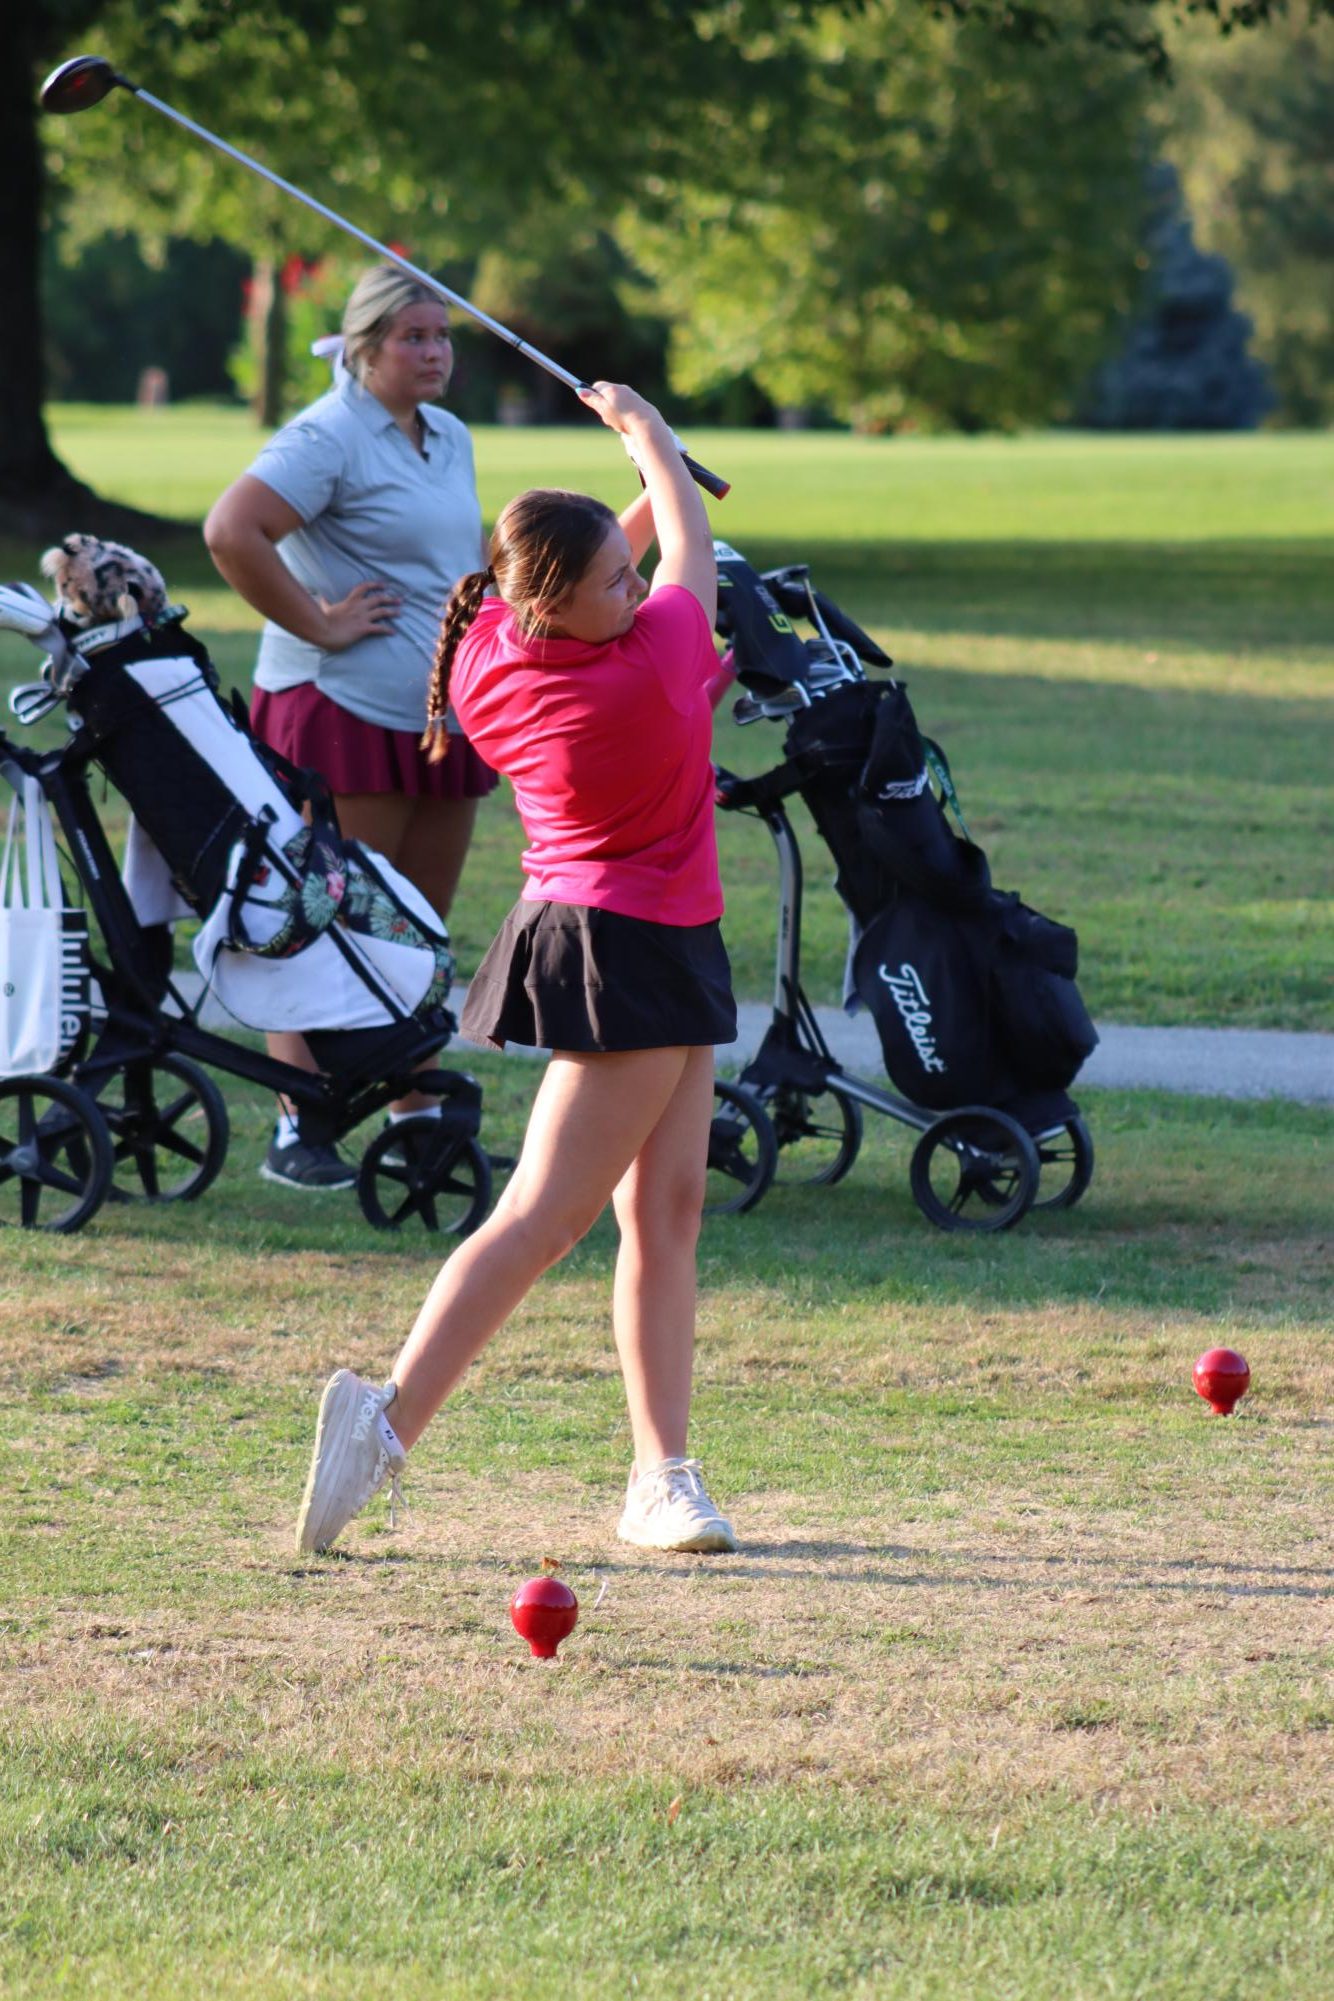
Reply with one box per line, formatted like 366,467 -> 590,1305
617,1457 -> 738,1554
294,1370 -> 407,1554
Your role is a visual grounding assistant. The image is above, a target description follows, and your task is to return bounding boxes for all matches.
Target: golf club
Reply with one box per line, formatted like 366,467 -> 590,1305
40,54 -> 730,498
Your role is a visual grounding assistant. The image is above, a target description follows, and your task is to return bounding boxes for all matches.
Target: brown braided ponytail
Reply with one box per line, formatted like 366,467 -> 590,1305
422,488 -> 617,762
422,567 -> 493,761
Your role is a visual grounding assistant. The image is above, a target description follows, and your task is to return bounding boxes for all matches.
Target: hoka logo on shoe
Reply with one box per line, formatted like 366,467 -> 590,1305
878,961 -> 947,1073
352,1389 -> 379,1445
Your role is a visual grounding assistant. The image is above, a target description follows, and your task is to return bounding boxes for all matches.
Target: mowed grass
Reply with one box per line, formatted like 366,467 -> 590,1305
2,1055 -> 1332,1998
1,414 -> 1331,1995
0,406 -> 1328,1024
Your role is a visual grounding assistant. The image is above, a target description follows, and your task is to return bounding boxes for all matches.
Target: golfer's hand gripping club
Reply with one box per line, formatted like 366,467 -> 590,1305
39,53 -> 732,501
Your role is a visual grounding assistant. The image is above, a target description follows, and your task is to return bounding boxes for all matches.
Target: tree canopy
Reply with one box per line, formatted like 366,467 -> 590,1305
7,0 -> 1332,530
617,3 -> 1155,431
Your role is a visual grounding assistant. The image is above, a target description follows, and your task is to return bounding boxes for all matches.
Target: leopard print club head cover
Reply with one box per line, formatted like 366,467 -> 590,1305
40,533 -> 169,629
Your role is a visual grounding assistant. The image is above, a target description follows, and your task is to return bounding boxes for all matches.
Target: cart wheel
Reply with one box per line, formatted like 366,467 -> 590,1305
1030,1115 -> 1095,1211
92,1054 -> 230,1203
764,1081 -> 863,1186
909,1107 -> 1039,1233
358,1118 -> 492,1235
0,1075 -> 113,1233
704,1079 -> 777,1217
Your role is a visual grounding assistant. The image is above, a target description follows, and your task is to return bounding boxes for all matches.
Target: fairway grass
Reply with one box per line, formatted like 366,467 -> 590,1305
2,1068 -> 1331,1997
1,416 -> 1329,1993
2,413 -> 1328,1027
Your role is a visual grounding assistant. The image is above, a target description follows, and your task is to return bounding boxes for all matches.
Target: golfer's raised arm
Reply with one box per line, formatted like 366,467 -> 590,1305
578,383 -> 716,626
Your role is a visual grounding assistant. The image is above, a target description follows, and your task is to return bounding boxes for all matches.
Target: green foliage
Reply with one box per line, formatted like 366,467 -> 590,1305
224,251 -> 363,416
618,2 -> 1154,431
41,0 -> 1157,434
1160,10 -> 1334,423
1078,163 -> 1273,428
41,231 -> 247,402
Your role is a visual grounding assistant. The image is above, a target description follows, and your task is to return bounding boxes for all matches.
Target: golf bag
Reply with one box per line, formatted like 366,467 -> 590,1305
716,550 -> 1097,1121
50,613 -> 453,1038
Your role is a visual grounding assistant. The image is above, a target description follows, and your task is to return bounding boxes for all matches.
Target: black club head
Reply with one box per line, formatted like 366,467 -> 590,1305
40,56 -> 128,116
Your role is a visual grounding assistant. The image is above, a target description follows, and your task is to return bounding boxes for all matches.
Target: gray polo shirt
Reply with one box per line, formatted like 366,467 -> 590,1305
248,375 -> 484,732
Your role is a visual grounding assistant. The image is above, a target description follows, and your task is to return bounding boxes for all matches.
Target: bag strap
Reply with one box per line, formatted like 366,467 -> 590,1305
0,786 -> 21,909
227,689 -> 341,840
25,777 -> 65,912
922,736 -> 972,842
0,778 -> 63,912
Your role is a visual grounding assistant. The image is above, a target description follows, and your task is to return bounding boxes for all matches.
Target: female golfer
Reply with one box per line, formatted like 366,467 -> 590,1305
294,382 -> 740,1555
205,264 -> 497,1189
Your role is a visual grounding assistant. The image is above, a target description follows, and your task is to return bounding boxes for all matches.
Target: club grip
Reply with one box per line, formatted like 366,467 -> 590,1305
681,451 -> 731,500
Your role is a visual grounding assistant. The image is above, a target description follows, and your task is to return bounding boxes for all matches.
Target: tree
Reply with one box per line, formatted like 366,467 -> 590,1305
8,0 -> 1333,535
618,3 -> 1156,431
1,0 -> 166,537
1078,162 -> 1273,427
43,233 -> 247,402
42,2 -> 397,429
1159,9 -> 1334,422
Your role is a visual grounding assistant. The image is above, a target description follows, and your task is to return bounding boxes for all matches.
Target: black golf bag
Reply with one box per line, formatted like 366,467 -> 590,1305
716,549 -> 1098,1125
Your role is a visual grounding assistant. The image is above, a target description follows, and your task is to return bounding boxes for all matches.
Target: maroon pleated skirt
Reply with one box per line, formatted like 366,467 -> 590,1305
251,682 -> 498,802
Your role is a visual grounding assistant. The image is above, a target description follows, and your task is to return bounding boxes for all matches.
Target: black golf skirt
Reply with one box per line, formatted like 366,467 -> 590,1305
460,900 -> 737,1054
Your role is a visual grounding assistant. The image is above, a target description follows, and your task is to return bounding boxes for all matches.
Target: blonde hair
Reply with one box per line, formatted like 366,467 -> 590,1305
341,264 -> 444,384
422,489 -> 617,762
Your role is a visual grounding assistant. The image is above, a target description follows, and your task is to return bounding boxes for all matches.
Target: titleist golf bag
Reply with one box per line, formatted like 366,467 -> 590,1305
716,549 -> 1098,1126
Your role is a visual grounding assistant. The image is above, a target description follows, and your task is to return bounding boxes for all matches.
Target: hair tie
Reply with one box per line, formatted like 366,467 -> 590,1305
483,566 -> 496,584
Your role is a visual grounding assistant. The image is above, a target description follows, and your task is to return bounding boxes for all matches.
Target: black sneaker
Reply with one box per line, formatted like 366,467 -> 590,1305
260,1136 -> 356,1191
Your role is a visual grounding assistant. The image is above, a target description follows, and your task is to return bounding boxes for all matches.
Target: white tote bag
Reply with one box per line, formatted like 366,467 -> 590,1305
0,776 -> 68,1076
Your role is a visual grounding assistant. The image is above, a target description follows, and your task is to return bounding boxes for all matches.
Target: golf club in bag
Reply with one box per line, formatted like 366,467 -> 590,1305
40,54 -> 729,501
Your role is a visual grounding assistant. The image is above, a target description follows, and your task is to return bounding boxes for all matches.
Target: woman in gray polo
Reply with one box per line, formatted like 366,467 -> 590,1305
205,264 -> 497,1188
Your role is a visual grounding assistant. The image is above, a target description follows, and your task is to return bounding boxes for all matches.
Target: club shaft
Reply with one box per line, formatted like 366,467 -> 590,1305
132,86 -> 586,392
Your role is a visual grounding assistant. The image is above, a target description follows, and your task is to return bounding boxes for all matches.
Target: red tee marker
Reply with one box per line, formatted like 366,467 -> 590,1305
1193,1347 -> 1251,1415
510,1576 -> 579,1658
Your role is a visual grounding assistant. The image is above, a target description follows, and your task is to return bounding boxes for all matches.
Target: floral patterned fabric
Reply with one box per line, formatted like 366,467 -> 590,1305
228,825 -> 453,1022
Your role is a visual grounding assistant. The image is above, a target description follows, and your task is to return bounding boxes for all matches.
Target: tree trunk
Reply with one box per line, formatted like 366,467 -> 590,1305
0,0 -> 188,543
249,256 -> 288,429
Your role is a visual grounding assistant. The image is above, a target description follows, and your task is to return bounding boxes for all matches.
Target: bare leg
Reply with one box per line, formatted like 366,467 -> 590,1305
267,1029 -> 320,1115
609,1044 -> 715,1469
331,790 -> 414,860
396,794 -> 482,925
388,1047 -> 692,1449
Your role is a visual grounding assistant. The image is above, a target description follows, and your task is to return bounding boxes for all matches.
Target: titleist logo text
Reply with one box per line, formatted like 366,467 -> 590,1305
878,961 -> 947,1073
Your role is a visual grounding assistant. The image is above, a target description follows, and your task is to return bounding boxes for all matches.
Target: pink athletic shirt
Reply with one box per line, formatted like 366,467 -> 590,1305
450,583 -> 729,925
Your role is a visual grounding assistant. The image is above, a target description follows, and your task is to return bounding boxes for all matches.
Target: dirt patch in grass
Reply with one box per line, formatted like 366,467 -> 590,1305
5,1467 -> 1329,1828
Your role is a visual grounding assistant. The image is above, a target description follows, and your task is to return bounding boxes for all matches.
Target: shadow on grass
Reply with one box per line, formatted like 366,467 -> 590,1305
733,538 -> 1334,655
593,1543 -> 1334,1603
846,664 -> 1334,787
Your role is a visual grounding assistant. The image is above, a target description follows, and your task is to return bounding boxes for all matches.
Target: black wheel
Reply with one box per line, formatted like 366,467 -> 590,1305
763,1081 -> 863,1187
0,1075 -> 113,1233
1030,1115 -> 1095,1211
909,1107 -> 1039,1233
90,1054 -> 230,1203
358,1119 -> 493,1235
704,1079 -> 778,1217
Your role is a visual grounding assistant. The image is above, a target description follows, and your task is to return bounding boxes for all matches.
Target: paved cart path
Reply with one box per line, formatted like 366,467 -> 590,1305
460,992 -> 1333,1104
718,1005 -> 1333,1106
175,978 -> 1331,1103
